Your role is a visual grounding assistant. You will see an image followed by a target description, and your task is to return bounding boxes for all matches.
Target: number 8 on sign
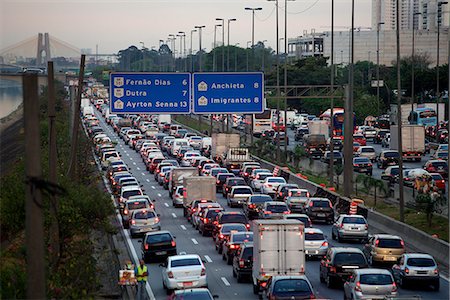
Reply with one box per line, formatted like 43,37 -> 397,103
254,82 -> 259,88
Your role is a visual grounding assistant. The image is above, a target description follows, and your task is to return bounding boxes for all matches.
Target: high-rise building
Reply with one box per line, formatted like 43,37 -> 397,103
372,0 -> 421,30
421,0 -> 450,30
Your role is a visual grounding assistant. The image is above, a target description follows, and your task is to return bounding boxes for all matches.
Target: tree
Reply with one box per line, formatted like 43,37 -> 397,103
415,192 -> 446,226
356,174 -> 388,207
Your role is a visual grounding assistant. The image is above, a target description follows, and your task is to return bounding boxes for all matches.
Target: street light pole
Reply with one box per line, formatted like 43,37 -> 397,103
245,7 -> 263,71
235,43 -> 239,71
213,24 -> 222,72
329,0 -> 335,187
195,25 -> 206,72
262,40 -> 267,72
246,41 -> 251,71
283,0 -> 293,160
411,13 -> 421,114
216,18 -> 225,72
140,41 -> 145,71
190,29 -> 196,72
169,34 -> 176,71
377,22 -> 384,116
179,31 -> 186,72
227,18 -> 237,71
436,2 -> 448,125
177,34 -> 183,72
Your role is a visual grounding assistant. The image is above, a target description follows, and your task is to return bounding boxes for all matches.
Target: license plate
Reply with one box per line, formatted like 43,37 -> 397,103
183,282 -> 193,287
360,168 -> 367,172
156,251 -> 167,255
317,213 -> 326,217
351,227 -> 359,230
384,256 -> 397,261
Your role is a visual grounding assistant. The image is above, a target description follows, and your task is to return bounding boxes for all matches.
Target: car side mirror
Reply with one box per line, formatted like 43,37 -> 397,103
138,240 -> 143,243
157,214 -> 161,217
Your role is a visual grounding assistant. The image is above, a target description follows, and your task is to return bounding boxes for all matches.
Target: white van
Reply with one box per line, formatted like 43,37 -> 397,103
170,125 -> 182,136
171,138 -> 189,156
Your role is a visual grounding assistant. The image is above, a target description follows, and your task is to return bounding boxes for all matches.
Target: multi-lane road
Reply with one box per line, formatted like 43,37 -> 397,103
95,112 -> 449,300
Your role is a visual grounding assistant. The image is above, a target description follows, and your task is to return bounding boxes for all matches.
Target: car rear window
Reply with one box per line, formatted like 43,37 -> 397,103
359,274 -> 393,285
241,247 -> 253,260
312,200 -> 331,208
249,195 -> 272,203
218,174 -> 234,181
432,161 -> 447,167
287,216 -> 310,225
232,233 -> 253,243
257,174 -> 271,180
146,233 -> 172,244
123,190 -> 142,198
431,174 -> 443,180
334,253 -> 367,265
305,232 -> 324,240
128,201 -> 148,210
377,238 -> 403,248
206,210 -> 222,219
354,158 -> 370,164
342,217 -> 366,224
234,188 -> 252,194
361,148 -> 375,153
173,291 -> 212,300
134,211 -> 156,219
228,179 -> 246,185
268,178 -> 286,183
222,224 -> 247,233
171,258 -> 201,267
406,257 -> 436,267
273,279 -> 312,294
221,214 -> 247,224
384,152 -> 399,158
267,204 -> 289,213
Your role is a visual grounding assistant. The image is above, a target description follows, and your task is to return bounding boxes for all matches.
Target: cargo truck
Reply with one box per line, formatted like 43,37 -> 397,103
252,219 -> 305,295
303,134 -> 327,158
182,176 -> 217,217
390,125 -> 425,161
169,167 -> 198,198
223,148 -> 251,175
307,120 -> 329,139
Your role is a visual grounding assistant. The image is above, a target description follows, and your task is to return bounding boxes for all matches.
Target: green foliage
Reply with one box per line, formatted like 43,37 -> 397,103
415,192 -> 447,226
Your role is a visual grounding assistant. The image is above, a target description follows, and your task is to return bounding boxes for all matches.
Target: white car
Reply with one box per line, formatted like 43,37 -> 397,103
250,172 -> 273,192
161,254 -> 207,294
356,146 -> 377,162
260,176 -> 287,197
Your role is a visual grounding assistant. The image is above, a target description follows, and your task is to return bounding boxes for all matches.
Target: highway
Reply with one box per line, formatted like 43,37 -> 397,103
95,111 -> 449,300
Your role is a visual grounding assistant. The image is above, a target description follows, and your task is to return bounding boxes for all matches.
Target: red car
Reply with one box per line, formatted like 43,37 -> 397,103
430,173 -> 446,192
353,134 -> 366,146
424,160 -> 448,178
353,142 -> 361,153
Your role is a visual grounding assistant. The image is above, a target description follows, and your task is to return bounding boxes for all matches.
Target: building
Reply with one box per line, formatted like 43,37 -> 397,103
287,31 -> 323,58
420,0 -> 450,30
372,0 -> 421,30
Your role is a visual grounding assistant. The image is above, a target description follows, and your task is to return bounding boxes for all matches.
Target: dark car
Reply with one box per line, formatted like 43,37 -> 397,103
305,198 -> 334,224
264,275 -> 316,300
212,212 -> 250,241
295,128 -> 309,141
374,129 -> 390,144
353,157 -> 373,176
141,230 -> 177,262
377,150 -> 400,169
223,232 -> 254,265
319,247 -> 368,288
222,177 -> 247,197
232,242 -> 253,282
243,194 -> 273,220
275,183 -> 299,201
216,173 -> 235,192
214,223 -> 248,254
321,151 -> 343,165
328,137 -> 343,151
198,207 -> 224,236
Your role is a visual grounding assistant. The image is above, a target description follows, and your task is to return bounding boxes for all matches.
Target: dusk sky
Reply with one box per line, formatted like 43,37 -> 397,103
1,0 -> 372,54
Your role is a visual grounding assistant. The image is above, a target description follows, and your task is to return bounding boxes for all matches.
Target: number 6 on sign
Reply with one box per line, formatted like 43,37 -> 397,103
182,79 -> 187,85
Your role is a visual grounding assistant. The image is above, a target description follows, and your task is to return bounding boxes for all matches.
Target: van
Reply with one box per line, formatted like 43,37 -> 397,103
170,125 -> 182,136
171,138 -> 189,156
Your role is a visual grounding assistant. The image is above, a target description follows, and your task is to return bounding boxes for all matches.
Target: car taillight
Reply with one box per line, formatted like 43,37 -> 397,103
217,180 -> 220,184
309,202 -> 313,207
392,282 -> 397,292
329,202 -> 332,208
203,218 -> 208,223
400,240 -> 405,248
155,217 -> 160,223
123,209 -> 128,215
144,243 -> 149,250
201,268 -> 206,276
321,241 -> 329,247
244,172 -> 248,176
160,173 -> 164,177
239,259 -> 245,268
329,266 -> 336,273
309,294 -> 316,299
434,268 -> 439,274
260,281 -> 267,288
405,267 -> 409,274
131,220 -> 136,225
355,281 -> 362,292
245,224 -> 250,229
267,184 -> 272,187
171,240 -> 176,247
230,244 -> 237,249
249,204 -> 256,209
353,164 -> 358,167
219,234 -> 224,239
264,210 -> 272,214
283,211 -> 290,214
168,271 -> 174,278
340,223 -> 344,228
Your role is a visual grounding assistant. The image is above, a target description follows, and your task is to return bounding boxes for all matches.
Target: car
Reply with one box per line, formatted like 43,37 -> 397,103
272,132 -> 289,146
241,165 -> 261,182
259,201 -> 290,219
187,199 -> 216,223
381,133 -> 391,148
353,134 -> 367,146
353,157 -> 373,176
210,167 -> 229,178
331,214 -> 368,243
191,202 -> 222,229
377,150 -> 400,169
232,242 -> 253,282
423,160 -> 448,178
212,212 -> 250,242
263,275 -> 316,300
222,232 -> 254,265
198,207 -> 224,236
141,230 -> 177,262
121,198 -> 154,228
274,183 -> 299,201
295,127 -> 309,141
214,223 -> 248,254
305,198 -> 334,224
353,142 -> 361,153
201,163 -> 221,176
129,209 -> 161,238
249,172 -> 273,192
328,137 -> 343,151
320,247 -> 369,288
374,129 -> 390,144
363,234 -> 405,265
249,168 -> 272,181
243,194 -> 273,220
433,150 -> 449,160
391,253 -> 440,290
227,186 -> 253,208
261,177 -> 287,197
172,186 -> 184,207
161,254 -> 207,294
381,166 -> 400,183
343,268 -> 398,300
283,214 -> 312,228
169,288 -> 217,300
356,146 -> 377,162
119,186 -> 143,207
216,173 -> 235,192
321,151 -> 343,164
304,228 -> 329,258
430,173 -> 446,192
362,126 -> 377,140
285,189 -> 310,213
222,177 -> 247,197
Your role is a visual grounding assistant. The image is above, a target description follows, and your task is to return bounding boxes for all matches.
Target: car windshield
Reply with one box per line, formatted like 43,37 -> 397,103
234,188 -> 252,194
359,274 -> 393,285
222,224 -> 247,233
267,204 -> 289,212
312,200 -> 330,208
241,247 -> 253,260
354,158 -> 370,164
268,178 -> 286,183
342,217 -> 366,224
127,201 -> 148,210
406,257 -> 436,267
218,174 -> 234,181
305,232 -> 324,240
173,291 -> 212,300
232,233 -> 253,243
134,211 -> 156,219
361,148 -> 375,153
287,216 -> 309,225
257,174 -> 271,180
171,258 -> 201,267
334,253 -> 366,265
146,233 -> 172,244
206,210 -> 222,218
249,195 -> 272,203
221,215 -> 247,224
377,238 -> 403,248
273,279 -> 312,295
432,161 -> 447,167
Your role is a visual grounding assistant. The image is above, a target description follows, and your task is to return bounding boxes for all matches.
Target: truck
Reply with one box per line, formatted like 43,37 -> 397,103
223,148 -> 251,175
82,105 -> 94,117
158,114 -> 171,129
182,176 -> 217,217
252,219 -> 305,295
81,98 -> 91,109
303,134 -> 327,158
211,133 -> 240,160
169,167 -> 198,198
307,120 -> 329,139
390,125 -> 425,161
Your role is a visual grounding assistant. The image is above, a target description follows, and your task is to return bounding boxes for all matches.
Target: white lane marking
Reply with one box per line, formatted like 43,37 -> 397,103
191,238 -> 199,245
126,153 -> 129,156
158,193 -> 162,197
164,203 -> 169,207
204,255 -> 212,263
151,186 -> 155,189
180,225 -> 187,230
130,157 -> 133,161
171,213 -> 177,218
133,162 -> 136,165
146,179 -> 150,182
137,167 -> 141,170
142,172 -> 146,176
221,277 -> 231,286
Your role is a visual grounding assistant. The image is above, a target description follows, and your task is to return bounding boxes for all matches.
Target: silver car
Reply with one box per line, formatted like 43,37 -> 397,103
304,228 -> 328,257
129,209 -> 161,238
343,269 -> 397,300
227,186 -> 253,208
259,201 -> 290,219
332,214 -> 368,243
391,253 -> 440,291
172,185 -> 184,207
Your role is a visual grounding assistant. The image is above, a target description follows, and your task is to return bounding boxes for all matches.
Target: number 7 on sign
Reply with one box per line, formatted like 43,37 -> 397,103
182,90 -> 187,96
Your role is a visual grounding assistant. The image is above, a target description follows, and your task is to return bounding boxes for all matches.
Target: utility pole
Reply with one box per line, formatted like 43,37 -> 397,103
329,0 -> 335,187
47,61 -> 60,268
24,73 -> 46,299
190,29 -> 196,72
195,25 -> 206,130
67,55 -> 86,180
377,22 -> 384,116
227,18 -> 237,71
412,13 -> 421,114
436,2 -> 448,125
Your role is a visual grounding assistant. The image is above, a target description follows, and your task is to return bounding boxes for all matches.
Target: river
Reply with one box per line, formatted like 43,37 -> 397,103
0,79 -> 23,119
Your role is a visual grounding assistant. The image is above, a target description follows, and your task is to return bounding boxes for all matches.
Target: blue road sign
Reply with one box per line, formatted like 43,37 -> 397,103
192,72 -> 264,114
110,72 -> 191,114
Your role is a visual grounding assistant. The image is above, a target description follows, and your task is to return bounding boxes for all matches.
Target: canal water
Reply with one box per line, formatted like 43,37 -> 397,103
0,79 -> 23,119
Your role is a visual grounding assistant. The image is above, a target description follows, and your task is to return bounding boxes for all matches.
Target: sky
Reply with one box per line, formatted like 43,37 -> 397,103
0,0 -> 372,55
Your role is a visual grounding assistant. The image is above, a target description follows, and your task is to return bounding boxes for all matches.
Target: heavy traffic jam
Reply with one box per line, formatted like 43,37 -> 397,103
82,87 -> 446,300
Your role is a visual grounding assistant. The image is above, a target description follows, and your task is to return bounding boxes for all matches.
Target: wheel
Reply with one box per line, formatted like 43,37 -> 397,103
166,288 -> 172,295
218,245 -> 223,254
337,233 -> 342,243
253,283 -> 259,294
237,272 -> 244,283
399,276 -> 408,288
433,279 -> 440,291
326,275 -> 334,288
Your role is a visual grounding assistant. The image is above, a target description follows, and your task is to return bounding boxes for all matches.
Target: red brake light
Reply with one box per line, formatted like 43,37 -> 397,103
201,268 -> 206,276
123,209 -> 128,215
309,202 -> 313,207
400,240 -> 405,247
265,210 -> 272,214
355,281 -> 362,292
329,266 -> 336,273
283,211 -> 290,214
219,234 -> 224,239
144,243 -> 149,250
171,240 -> 176,247
245,224 -> 250,229
230,244 -> 237,249
239,259 -> 245,268
131,220 -> 136,225
321,241 -> 329,247
392,281 -> 397,292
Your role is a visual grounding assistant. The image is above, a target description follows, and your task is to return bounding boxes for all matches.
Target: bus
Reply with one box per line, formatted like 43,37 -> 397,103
408,107 -> 437,126
319,108 -> 356,137
253,110 -> 273,137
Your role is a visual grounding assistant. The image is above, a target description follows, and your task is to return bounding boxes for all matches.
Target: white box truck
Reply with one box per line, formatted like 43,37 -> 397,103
390,125 -> 425,161
169,167 -> 198,198
211,133 -> 240,159
182,176 -> 217,216
252,219 -> 305,294
307,120 -> 329,139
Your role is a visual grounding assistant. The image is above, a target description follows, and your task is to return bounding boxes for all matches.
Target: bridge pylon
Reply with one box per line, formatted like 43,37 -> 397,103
36,33 -> 51,67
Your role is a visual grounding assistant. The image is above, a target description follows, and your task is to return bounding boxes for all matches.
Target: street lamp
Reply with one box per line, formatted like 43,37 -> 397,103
194,25 -> 206,72
227,18 -> 237,71
190,29 -> 197,72
245,7 -> 263,71
216,18 -> 225,71
376,22 -> 384,117
213,24 -> 223,72
436,1 -> 448,125
177,33 -> 184,71
179,31 -> 186,71
140,41 -> 145,71
411,13 -> 421,113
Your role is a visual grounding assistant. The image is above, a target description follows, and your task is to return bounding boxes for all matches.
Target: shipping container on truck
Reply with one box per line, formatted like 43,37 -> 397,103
169,167 -> 198,197
182,176 -> 217,216
390,125 -> 425,161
